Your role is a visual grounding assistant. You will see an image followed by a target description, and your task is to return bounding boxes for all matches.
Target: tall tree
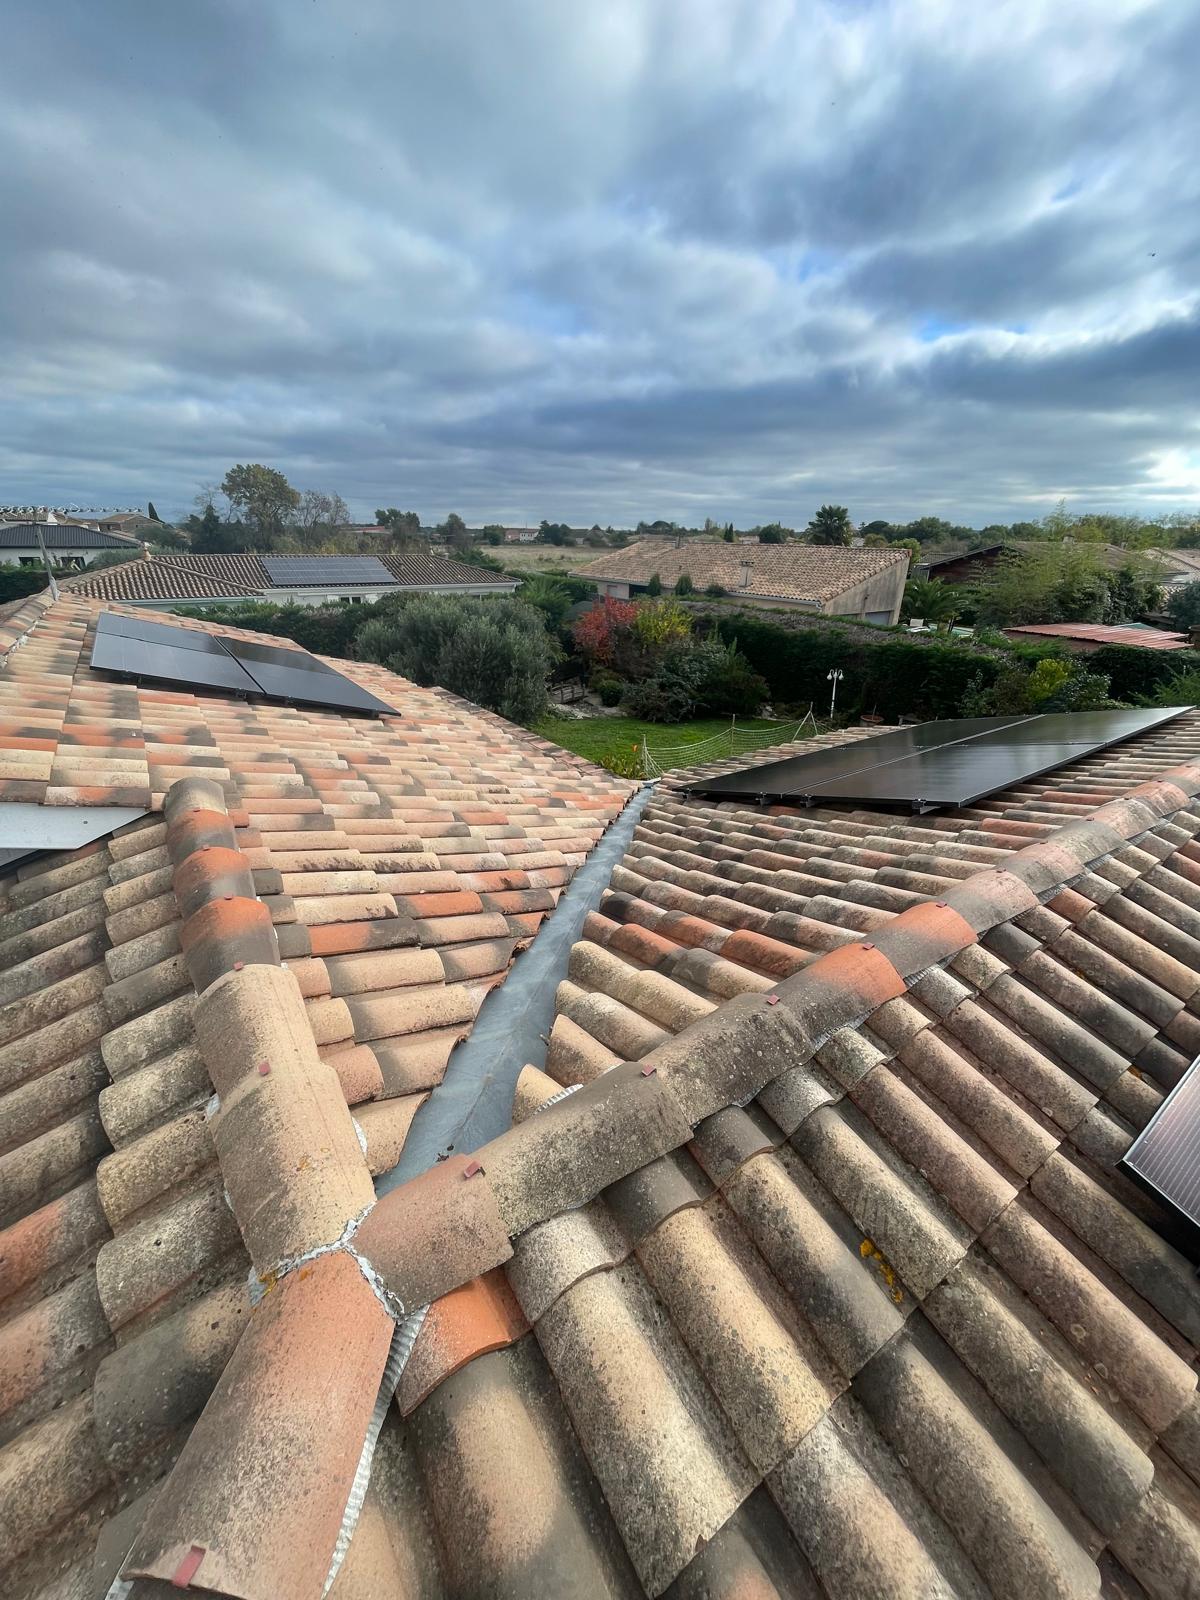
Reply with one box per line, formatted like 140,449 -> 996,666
437,512 -> 471,551
757,523 -> 787,544
805,505 -> 852,545
723,523 -> 736,542
376,508 -> 422,538
220,464 -> 300,547
187,502 -> 242,553
295,490 -> 350,545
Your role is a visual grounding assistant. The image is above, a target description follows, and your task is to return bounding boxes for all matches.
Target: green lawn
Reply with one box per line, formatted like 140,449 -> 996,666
536,713 -> 808,771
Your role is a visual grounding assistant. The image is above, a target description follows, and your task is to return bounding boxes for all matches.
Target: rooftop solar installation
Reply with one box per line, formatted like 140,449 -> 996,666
220,635 -> 395,715
1121,1056 -> 1200,1237
91,614 -> 262,695
685,706 -> 1191,813
261,555 -> 393,587
90,612 -> 395,716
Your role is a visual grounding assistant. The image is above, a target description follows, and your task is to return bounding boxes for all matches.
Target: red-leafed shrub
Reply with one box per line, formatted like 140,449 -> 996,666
572,596 -> 638,665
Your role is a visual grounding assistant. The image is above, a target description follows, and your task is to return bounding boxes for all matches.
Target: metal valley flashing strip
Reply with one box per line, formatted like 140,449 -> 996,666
376,780 -> 656,1195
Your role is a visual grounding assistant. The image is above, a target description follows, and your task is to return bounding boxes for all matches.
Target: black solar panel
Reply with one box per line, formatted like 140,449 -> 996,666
261,555 -> 392,587
90,612 -> 395,715
686,706 -> 1190,812
221,637 -> 395,715
1122,1057 -> 1200,1233
91,614 -> 261,693
97,612 -> 235,652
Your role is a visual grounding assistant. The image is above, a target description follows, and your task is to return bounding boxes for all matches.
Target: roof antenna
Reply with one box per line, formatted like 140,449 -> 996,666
33,510 -> 59,600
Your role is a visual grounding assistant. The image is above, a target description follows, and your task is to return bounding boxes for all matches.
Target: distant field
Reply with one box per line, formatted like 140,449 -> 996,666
502,546 -> 599,573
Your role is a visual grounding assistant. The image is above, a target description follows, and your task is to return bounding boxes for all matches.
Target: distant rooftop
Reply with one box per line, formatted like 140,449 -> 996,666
0,523 -> 143,551
574,538 -> 907,603
1004,621 -> 1190,650
64,549 -> 518,603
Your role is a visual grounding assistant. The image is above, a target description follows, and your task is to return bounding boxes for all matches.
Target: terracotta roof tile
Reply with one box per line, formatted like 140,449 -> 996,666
573,538 -> 908,603
10,610 -> 1200,1600
265,712 -> 1200,1598
0,593 -> 634,1598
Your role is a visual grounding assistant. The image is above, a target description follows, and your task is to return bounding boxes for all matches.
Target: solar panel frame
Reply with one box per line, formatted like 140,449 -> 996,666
685,706 -> 1191,812
1121,1055 -> 1200,1239
261,555 -> 393,587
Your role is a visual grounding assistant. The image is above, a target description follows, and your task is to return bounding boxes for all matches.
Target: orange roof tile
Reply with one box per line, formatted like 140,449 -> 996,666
5,591 -> 1200,1600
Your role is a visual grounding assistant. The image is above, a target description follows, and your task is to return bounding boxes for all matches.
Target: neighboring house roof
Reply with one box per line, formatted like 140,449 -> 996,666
2,589 -> 1200,1599
0,524 -> 143,551
574,540 -> 908,603
1148,548 -> 1200,586
1005,622 -> 1191,650
921,542 -> 1161,577
63,550 -> 517,603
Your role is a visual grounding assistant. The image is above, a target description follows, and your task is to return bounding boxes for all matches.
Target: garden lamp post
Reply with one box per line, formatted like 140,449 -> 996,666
827,668 -> 843,719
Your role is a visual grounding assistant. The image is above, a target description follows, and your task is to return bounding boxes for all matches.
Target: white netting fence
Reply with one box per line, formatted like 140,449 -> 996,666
640,708 -> 818,779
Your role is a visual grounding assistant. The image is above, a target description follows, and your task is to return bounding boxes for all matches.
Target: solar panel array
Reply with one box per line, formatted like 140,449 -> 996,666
261,555 -> 393,587
686,706 -> 1191,813
90,612 -> 395,716
1122,1057 -> 1200,1233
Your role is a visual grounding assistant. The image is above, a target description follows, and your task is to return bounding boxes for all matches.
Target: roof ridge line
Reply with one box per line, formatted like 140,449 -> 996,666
0,589 -> 56,661
139,548 -> 266,595
117,774 -> 397,1596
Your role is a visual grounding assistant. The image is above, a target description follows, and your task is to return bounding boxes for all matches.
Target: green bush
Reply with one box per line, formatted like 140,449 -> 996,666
711,611 -> 1012,720
592,672 -> 624,707
0,566 -> 73,604
1088,643 -> 1200,702
596,745 -> 644,779
621,639 -> 767,722
962,656 -> 1111,716
355,593 -> 556,725
1150,669 -> 1200,707
674,572 -> 695,596
190,600 -> 365,656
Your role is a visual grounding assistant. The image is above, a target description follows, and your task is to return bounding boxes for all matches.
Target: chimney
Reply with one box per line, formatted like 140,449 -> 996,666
739,560 -> 752,588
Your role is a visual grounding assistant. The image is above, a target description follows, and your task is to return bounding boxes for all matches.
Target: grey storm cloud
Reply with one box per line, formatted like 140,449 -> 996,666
1,0 -> 1198,525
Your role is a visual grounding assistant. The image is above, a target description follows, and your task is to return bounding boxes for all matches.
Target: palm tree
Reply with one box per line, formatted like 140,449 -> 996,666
901,576 -> 959,624
806,504 -> 852,545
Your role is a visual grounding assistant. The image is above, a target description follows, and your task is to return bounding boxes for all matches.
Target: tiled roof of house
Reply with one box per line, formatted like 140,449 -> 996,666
573,540 -> 908,603
1005,622 -> 1191,650
63,550 -> 516,603
0,525 -> 142,551
2,589 -> 1200,1600
0,590 -> 634,1599
1149,548 -> 1200,584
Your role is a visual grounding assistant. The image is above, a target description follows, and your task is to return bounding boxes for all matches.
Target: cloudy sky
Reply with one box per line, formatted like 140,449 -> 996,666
3,0 -> 1197,527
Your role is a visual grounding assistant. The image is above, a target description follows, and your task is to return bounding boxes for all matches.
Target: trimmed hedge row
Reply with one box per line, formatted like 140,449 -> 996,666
711,612 -> 1017,720
711,613 -> 1200,719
